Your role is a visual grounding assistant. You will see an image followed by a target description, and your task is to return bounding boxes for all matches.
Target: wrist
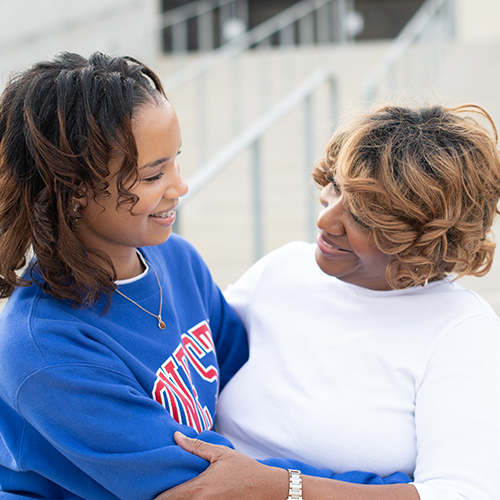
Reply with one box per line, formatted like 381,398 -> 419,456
286,469 -> 303,500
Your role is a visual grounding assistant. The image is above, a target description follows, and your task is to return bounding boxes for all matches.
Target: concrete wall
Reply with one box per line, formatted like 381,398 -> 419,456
0,0 -> 160,86
454,0 -> 500,42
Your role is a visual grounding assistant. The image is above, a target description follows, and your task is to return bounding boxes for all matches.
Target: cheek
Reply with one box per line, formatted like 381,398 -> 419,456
117,178 -> 169,218
363,249 -> 393,272
129,191 -> 162,216
350,234 -> 390,268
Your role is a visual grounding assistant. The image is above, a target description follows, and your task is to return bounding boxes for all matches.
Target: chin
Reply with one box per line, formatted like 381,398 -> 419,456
140,228 -> 174,248
156,230 -> 174,246
314,249 -> 339,277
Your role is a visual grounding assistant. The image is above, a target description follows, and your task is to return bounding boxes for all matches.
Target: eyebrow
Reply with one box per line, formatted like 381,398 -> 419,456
139,142 -> 182,170
326,173 -> 341,191
139,157 -> 172,170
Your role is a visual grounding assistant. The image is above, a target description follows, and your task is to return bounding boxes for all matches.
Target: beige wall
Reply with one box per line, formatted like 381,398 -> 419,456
0,0 -> 160,86
455,0 -> 500,41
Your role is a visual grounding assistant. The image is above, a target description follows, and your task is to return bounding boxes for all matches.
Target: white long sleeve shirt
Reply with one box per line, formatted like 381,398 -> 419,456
217,241 -> 500,500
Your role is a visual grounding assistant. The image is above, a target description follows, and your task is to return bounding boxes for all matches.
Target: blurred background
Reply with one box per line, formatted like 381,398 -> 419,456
1,0 -> 499,312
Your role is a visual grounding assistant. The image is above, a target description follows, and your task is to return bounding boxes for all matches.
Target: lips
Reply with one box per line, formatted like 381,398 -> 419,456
317,233 -> 352,255
149,204 -> 177,218
148,205 -> 178,228
150,208 -> 175,218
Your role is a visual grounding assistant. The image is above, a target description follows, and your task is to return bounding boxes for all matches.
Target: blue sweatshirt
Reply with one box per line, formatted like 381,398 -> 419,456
0,235 -> 409,499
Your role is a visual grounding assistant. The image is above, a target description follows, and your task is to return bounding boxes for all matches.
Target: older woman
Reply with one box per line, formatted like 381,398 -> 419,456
159,104 -> 500,500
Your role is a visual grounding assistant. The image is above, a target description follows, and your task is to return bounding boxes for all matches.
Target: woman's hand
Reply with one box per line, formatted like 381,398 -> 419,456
154,432 -> 288,500
154,433 -> 420,500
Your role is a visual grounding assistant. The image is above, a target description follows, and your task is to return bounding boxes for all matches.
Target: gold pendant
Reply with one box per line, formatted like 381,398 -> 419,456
158,319 -> 166,330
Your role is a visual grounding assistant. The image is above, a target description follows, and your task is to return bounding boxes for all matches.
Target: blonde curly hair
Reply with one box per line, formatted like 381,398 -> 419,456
312,104 -> 500,289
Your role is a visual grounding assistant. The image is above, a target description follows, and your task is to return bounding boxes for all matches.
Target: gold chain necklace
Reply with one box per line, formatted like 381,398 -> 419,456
115,258 -> 166,330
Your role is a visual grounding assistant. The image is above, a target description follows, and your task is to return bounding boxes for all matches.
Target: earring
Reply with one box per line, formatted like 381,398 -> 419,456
72,203 -> 83,222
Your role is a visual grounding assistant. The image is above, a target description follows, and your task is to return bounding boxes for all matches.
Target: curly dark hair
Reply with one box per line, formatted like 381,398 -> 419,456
312,104 -> 500,289
0,52 -> 167,307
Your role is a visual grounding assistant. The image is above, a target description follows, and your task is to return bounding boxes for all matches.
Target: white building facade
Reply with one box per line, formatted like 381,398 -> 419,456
0,0 -> 160,85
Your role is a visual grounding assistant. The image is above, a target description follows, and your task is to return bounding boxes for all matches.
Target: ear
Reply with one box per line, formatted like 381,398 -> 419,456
69,184 -> 90,220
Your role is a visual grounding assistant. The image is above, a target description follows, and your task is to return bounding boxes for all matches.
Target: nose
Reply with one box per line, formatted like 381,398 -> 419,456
164,160 -> 189,200
317,187 -> 346,235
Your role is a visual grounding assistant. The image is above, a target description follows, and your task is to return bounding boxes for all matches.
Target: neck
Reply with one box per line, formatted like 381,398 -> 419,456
92,249 -> 145,281
114,251 -> 145,280
76,228 -> 146,280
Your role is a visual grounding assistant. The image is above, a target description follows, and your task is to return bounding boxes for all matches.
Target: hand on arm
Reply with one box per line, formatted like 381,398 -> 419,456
155,433 -> 420,500
153,432 -> 288,500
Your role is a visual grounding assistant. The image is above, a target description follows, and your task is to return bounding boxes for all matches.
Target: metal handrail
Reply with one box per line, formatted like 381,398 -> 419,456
360,0 -> 454,104
160,0 -> 238,27
159,0 -> 248,53
164,0 -> 346,92
180,69 -> 337,259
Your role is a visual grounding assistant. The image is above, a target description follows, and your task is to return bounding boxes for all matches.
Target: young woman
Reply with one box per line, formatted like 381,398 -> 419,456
0,53 -> 408,500
158,105 -> 500,500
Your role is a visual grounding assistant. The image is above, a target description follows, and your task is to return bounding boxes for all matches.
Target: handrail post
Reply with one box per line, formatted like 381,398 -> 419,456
172,16 -> 188,54
329,74 -> 338,129
298,13 -> 314,45
337,0 -> 348,44
231,56 -> 242,132
305,94 -> 315,242
196,73 -> 209,166
316,0 -> 331,43
198,1 -> 214,51
252,139 -> 264,261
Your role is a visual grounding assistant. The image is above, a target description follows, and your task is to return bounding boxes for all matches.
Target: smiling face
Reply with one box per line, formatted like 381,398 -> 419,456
315,180 -> 394,290
75,98 -> 188,276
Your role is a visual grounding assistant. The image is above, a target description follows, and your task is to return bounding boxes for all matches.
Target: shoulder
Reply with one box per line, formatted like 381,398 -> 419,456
142,234 -> 209,277
248,241 -> 315,275
255,241 -> 320,281
399,279 -> 500,375
425,278 -> 499,324
266,241 -> 314,260
141,235 -> 217,300
224,241 -> 315,303
442,281 -> 500,341
159,233 -> 199,258
145,234 -> 204,266
166,232 -> 196,250
0,286 -> 74,400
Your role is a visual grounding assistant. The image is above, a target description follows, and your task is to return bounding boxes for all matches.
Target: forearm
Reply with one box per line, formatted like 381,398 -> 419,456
249,468 -> 420,500
301,475 -> 419,500
154,434 -> 419,500
260,457 -> 410,485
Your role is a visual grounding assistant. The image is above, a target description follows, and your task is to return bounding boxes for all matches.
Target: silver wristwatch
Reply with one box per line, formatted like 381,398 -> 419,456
286,469 -> 303,500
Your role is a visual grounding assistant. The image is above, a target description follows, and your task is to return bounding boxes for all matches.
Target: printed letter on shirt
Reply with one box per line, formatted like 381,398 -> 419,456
152,321 -> 217,432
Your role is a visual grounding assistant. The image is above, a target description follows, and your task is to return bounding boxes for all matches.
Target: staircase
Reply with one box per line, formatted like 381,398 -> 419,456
2,0 -> 499,316
154,41 -> 390,288
155,5 -> 500,315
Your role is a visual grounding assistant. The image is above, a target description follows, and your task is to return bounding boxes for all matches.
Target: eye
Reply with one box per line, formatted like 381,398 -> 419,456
326,174 -> 340,193
350,211 -> 371,230
144,172 -> 165,183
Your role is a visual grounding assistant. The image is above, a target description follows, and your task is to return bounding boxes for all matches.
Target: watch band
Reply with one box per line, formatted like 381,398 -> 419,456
286,469 -> 303,500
